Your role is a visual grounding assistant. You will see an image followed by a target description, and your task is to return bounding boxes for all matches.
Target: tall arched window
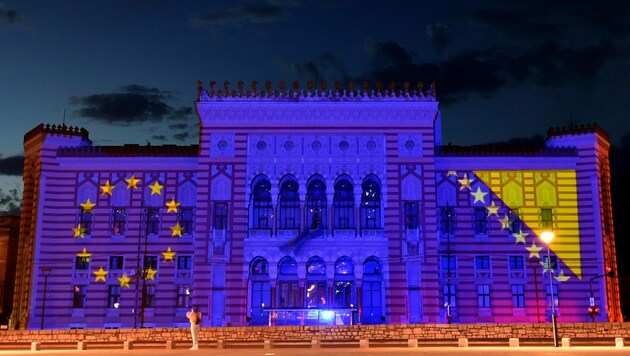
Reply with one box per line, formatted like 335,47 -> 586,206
278,176 -> 300,230
362,256 -> 383,324
252,177 -> 272,229
361,176 -> 381,229
305,256 -> 327,311
250,257 -> 270,326
334,256 -> 355,308
306,177 -> 327,229
277,257 -> 299,308
333,177 -> 354,229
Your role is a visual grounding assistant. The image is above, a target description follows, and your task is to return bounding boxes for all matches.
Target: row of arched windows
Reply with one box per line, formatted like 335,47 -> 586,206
251,174 -> 383,230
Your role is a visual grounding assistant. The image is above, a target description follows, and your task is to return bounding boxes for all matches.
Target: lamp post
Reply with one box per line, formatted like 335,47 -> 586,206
540,231 -> 558,347
528,257 -> 541,323
40,267 -> 53,330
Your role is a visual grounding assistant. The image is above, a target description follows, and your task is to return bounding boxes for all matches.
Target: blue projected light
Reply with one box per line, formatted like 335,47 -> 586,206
320,310 -> 334,321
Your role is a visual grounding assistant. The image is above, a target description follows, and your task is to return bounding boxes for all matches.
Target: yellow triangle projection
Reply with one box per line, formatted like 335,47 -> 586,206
473,170 -> 582,279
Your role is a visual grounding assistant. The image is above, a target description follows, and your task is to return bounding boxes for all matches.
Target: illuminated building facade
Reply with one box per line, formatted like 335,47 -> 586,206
12,81 -> 621,329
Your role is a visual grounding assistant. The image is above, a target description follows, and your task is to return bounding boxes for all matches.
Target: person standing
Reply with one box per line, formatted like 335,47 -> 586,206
186,306 -> 202,350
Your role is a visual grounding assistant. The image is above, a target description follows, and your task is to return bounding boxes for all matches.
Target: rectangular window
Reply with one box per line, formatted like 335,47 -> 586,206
144,285 -> 155,308
177,255 -> 192,270
146,208 -> 160,235
278,200 -> 299,229
475,255 -> 490,270
478,284 -> 491,308
512,284 -> 525,308
441,255 -> 456,271
73,285 -> 87,308
109,256 -> 124,270
214,202 -> 228,230
79,208 -> 93,235
107,285 -> 120,308
546,284 -> 559,307
306,281 -> 327,308
75,255 -> 90,270
439,207 -> 455,235
279,281 -> 300,308
112,208 -> 126,235
540,208 -> 553,229
543,255 -> 558,271
144,255 -> 158,270
443,284 -> 456,307
509,208 -> 521,233
508,255 -> 524,270
474,208 -> 488,234
334,200 -> 354,229
177,284 -> 190,308
179,208 -> 194,235
404,202 -> 419,229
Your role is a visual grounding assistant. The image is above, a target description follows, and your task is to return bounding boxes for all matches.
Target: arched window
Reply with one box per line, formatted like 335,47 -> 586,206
361,176 -> 381,229
306,177 -> 327,229
278,176 -> 300,230
334,256 -> 355,308
249,257 -> 270,326
306,256 -> 327,310
333,177 -> 354,229
277,257 -> 299,308
362,257 -> 383,324
252,177 -> 272,229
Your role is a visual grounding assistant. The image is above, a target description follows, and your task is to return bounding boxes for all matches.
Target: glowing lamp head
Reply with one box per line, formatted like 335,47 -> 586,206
540,230 -> 555,245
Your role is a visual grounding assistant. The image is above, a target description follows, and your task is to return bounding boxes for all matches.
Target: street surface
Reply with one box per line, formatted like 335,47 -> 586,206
0,346 -> 629,356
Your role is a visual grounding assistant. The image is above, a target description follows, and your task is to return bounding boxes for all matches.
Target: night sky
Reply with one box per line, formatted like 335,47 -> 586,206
0,1 -> 629,310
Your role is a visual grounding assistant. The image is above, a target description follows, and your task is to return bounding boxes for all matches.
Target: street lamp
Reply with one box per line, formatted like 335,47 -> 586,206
539,230 -> 558,347
40,267 -> 53,330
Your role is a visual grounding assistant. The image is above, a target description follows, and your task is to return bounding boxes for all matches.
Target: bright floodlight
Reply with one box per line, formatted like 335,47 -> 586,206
540,230 -> 555,244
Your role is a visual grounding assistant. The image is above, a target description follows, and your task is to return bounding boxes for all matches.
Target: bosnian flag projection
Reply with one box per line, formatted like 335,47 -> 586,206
446,170 -> 581,281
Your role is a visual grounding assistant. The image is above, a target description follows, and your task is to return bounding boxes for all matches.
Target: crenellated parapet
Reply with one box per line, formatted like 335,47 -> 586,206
197,80 -> 437,102
24,123 -> 90,143
57,144 -> 199,157
547,123 -> 609,142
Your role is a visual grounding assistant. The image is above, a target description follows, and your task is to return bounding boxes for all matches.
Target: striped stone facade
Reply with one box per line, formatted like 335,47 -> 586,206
11,81 -> 621,329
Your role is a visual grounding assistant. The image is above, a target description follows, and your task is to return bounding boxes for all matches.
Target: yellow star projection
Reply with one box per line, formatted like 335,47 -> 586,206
72,223 -> 86,238
162,246 -> 176,262
77,248 -> 92,259
525,242 -> 543,260
554,270 -> 571,282
118,273 -> 131,288
93,266 -> 108,282
512,229 -> 529,245
100,180 -> 114,196
125,174 -> 140,189
149,181 -> 163,195
486,201 -> 500,216
170,222 -> 183,237
145,267 -> 157,280
447,170 -> 457,177
471,187 -> 487,204
498,215 -> 511,230
165,198 -> 180,213
457,173 -> 473,191
80,198 -> 96,212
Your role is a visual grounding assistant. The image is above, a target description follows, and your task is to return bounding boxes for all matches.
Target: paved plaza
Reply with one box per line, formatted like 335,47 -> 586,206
1,346 -> 630,356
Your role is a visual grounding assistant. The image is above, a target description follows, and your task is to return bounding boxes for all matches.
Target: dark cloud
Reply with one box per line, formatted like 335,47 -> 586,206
0,187 -> 21,215
426,23 -> 452,55
0,155 -> 24,176
0,7 -> 27,26
169,123 -> 188,130
480,134 -> 546,147
173,132 -> 190,141
151,134 -> 166,142
191,1 -> 289,28
363,38 -> 621,105
70,85 -> 193,125
287,51 -> 348,84
461,1 -> 630,42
